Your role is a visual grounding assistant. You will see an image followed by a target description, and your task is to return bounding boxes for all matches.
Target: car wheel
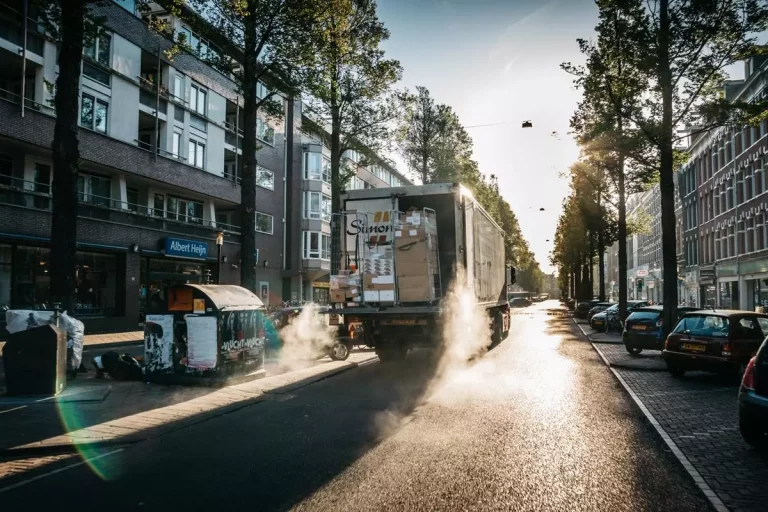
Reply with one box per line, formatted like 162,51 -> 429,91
739,413 -> 766,448
667,364 -> 686,378
626,346 -> 643,356
330,341 -> 350,361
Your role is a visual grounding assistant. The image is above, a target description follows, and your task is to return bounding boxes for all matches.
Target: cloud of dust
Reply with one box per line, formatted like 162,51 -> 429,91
274,303 -> 338,371
430,268 -> 494,392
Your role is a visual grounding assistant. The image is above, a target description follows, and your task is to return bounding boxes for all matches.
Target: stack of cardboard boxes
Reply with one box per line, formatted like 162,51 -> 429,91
329,271 -> 361,304
394,209 -> 439,302
361,246 -> 396,302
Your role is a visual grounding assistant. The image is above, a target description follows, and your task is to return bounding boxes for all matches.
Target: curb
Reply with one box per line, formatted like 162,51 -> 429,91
572,321 -> 622,344
590,344 -> 668,372
572,317 -> 729,512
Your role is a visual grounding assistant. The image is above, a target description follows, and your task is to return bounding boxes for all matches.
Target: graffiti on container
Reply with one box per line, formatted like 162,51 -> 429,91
220,309 -> 267,361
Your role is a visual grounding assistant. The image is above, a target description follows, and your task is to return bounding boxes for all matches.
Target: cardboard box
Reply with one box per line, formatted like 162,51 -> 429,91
330,290 -> 347,303
397,275 -> 436,302
363,290 -> 380,302
379,290 -> 395,302
364,274 -> 396,291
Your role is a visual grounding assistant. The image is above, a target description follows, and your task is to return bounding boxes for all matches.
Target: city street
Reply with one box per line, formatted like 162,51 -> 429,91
1,302 -> 713,511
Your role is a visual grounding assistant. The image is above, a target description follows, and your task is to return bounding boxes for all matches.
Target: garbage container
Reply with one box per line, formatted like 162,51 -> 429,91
2,324 -> 67,395
144,284 -> 267,384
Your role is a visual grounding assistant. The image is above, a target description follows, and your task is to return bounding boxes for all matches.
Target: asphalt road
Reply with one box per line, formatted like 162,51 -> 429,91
2,301 -> 713,511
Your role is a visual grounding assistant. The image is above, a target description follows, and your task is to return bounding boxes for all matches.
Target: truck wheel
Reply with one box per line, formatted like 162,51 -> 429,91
330,341 -> 350,361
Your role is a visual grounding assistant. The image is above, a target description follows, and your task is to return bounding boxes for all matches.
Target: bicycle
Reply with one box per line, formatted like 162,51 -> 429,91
605,310 -> 624,334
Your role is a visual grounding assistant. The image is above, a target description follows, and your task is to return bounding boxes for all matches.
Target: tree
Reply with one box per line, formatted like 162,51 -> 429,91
303,0 -> 402,267
563,0 -> 655,319
153,0 -> 316,292
641,0 -> 768,331
36,0 -> 104,314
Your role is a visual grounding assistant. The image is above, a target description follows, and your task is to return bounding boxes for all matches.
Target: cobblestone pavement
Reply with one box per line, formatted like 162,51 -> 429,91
615,369 -> 768,512
594,343 -> 666,371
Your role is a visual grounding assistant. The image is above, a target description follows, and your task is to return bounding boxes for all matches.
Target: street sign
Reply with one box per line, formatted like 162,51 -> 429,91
648,281 -> 655,289
636,269 -> 649,277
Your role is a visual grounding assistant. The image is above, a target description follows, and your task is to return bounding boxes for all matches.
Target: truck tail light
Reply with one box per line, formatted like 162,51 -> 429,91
742,357 -> 756,390
721,343 -> 731,356
664,337 -> 670,351
656,318 -> 663,327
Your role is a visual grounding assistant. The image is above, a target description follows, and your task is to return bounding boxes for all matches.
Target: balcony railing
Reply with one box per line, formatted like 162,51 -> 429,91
0,86 -> 55,116
0,178 -> 241,236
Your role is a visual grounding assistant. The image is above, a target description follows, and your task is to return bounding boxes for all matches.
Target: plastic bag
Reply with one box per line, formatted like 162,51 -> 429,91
4,310 -> 85,371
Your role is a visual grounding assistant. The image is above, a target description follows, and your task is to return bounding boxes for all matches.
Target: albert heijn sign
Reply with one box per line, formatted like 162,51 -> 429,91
164,237 -> 209,260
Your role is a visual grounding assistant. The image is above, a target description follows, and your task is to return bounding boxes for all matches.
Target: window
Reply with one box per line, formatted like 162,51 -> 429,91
303,192 -> 332,221
302,231 -> 331,260
80,94 -> 108,133
153,193 -> 165,217
673,315 -> 729,337
190,114 -> 206,132
322,156 -> 331,183
304,152 -> 322,181
126,187 -> 139,212
167,196 -> 203,224
190,84 -> 206,115
172,132 -> 181,159
188,139 -> 205,168
77,173 -> 111,207
74,251 -> 117,317
83,62 -> 110,86
173,74 -> 183,101
256,212 -> 273,234
0,244 -> 9,310
84,32 -> 111,67
257,117 -> 274,145
256,167 -> 274,190
0,156 -> 11,186
174,106 -> 185,123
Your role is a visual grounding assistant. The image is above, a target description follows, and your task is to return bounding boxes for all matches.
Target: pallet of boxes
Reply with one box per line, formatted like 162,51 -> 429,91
394,208 -> 440,302
330,271 -> 361,305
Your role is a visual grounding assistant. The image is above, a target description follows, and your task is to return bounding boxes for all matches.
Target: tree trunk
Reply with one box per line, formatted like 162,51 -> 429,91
617,155 -> 628,322
598,231 -> 606,301
658,0 -> 678,333
50,0 -> 87,314
581,258 -> 590,300
330,102 -> 342,271
238,9 -> 258,293
588,232 -> 594,297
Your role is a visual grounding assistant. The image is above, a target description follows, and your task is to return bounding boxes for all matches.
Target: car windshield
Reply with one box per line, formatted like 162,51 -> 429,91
673,315 -> 729,337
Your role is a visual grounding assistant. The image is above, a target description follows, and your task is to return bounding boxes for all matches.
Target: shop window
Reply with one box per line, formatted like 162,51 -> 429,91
256,211 -> 273,234
13,246 -> 51,309
77,173 -> 111,207
75,251 -> 117,317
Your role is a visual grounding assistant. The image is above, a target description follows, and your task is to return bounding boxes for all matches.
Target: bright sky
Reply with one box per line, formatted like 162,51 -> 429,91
378,0 -> 599,273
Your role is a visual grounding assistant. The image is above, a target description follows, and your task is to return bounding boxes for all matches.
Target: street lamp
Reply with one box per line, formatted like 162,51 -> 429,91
215,231 -> 224,284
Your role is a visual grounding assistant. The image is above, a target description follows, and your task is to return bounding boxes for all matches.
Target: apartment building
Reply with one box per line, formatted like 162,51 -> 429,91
0,0 -> 298,331
677,55 -> 768,310
290,114 -> 411,304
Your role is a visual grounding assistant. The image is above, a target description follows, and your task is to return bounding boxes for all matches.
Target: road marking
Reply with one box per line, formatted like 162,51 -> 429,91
0,448 -> 124,495
573,317 -> 730,512
0,406 -> 27,415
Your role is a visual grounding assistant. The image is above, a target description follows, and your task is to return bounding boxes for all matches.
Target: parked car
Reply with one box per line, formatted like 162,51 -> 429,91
538,293 -> 550,301
575,299 -> 600,319
510,297 -> 532,308
590,301 -> 650,332
588,302 -> 615,322
663,310 -> 768,378
623,306 -> 701,354
738,335 -> 768,448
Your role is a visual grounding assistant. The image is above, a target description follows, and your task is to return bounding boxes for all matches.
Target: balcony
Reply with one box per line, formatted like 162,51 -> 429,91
0,177 -> 241,238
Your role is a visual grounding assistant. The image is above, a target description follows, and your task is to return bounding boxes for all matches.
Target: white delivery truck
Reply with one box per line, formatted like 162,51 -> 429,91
330,183 -> 512,362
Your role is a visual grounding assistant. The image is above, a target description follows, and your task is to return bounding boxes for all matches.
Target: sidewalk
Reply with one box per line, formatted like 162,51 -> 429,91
0,330 -> 144,353
0,350 -> 377,482
572,319 -> 666,370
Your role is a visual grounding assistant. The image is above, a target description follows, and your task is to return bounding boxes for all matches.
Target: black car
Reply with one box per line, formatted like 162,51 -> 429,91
575,299 -> 600,319
623,306 -> 700,354
587,302 -> 614,322
738,330 -> 768,448
510,297 -> 531,308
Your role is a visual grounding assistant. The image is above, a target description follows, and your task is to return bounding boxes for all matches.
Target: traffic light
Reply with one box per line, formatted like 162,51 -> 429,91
508,266 -> 517,285
636,278 -> 644,291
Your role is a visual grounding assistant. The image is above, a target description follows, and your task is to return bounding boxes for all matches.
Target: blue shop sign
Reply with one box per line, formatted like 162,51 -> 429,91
164,237 -> 208,260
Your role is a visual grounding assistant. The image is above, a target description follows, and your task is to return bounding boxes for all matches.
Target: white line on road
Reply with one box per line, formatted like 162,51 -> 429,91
0,406 -> 27,415
0,448 -> 125,495
573,318 -> 730,512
